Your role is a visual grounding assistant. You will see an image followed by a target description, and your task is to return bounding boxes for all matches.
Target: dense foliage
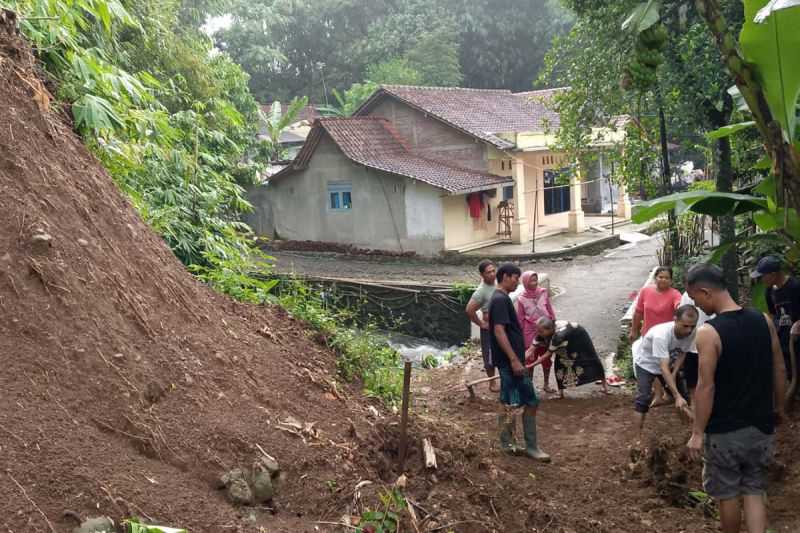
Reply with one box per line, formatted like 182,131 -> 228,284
215,0 -> 573,102
3,0 -> 264,267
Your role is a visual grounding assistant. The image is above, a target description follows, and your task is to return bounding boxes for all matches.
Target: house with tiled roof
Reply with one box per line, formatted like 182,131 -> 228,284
246,85 -> 631,255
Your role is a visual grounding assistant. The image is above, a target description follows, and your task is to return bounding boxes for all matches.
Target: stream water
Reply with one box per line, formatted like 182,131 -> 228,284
383,332 -> 464,368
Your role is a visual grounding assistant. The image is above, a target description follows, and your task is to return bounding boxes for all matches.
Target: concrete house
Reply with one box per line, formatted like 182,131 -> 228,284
247,85 -> 631,255
254,117 -> 511,254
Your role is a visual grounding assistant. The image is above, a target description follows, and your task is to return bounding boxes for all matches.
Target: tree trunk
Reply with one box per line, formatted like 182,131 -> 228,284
656,90 -> 678,257
716,134 -> 739,301
696,0 -> 800,215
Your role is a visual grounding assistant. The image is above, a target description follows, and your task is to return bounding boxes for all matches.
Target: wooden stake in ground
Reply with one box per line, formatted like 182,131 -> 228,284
422,438 -> 437,469
398,361 -> 412,468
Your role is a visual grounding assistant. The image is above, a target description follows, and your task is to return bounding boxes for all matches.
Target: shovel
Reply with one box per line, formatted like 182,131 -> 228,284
465,360 -> 543,398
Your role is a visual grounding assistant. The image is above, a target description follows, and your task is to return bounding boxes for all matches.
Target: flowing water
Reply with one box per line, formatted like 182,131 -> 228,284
383,332 -> 464,368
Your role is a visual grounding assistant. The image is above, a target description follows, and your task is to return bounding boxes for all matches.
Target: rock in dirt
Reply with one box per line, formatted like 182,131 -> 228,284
218,468 -> 254,505
30,230 -> 52,253
227,477 -> 253,505
73,516 -> 115,533
251,471 -> 274,503
256,454 -> 280,475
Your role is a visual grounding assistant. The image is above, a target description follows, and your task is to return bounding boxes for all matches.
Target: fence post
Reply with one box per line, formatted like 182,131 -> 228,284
398,361 -> 412,469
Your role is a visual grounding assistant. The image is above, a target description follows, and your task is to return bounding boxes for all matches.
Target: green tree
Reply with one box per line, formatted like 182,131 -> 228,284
260,96 -> 309,160
405,31 -> 463,86
541,0 -> 754,293
216,0 -> 573,101
365,57 -> 421,86
5,0 -> 266,267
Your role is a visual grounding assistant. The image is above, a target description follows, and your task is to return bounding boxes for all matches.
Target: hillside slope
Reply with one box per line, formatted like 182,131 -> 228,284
0,11 -> 413,532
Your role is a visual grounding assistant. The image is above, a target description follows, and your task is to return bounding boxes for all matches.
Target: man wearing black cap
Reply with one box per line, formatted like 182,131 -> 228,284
751,255 -> 800,379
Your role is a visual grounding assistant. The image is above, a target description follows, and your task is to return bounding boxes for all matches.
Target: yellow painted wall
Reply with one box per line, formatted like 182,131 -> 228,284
442,189 -> 506,250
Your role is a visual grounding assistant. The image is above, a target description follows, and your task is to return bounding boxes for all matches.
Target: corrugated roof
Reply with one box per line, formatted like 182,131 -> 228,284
354,85 -> 567,148
272,117 -> 512,194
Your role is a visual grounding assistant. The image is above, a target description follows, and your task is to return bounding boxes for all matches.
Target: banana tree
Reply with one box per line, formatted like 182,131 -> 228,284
259,96 -> 308,161
631,0 -> 800,250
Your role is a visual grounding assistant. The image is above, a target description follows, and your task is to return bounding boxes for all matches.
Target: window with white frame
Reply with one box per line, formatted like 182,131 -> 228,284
328,181 -> 352,210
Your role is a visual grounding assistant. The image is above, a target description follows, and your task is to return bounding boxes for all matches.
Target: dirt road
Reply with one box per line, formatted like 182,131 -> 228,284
409,349 -> 800,532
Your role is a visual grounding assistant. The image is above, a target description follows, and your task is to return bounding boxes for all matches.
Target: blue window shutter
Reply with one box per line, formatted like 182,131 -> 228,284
328,181 -> 352,210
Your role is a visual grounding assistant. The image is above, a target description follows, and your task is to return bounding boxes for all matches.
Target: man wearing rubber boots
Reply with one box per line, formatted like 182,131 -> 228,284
488,263 -> 550,462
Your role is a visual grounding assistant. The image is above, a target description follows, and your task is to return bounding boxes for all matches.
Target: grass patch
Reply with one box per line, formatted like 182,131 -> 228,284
274,280 -> 403,407
616,329 -> 635,380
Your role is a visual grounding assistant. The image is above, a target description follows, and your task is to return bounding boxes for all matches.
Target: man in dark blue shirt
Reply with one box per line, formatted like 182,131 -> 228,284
488,263 -> 550,462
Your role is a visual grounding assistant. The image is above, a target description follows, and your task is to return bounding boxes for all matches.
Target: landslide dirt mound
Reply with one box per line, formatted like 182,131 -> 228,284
0,12 -> 428,532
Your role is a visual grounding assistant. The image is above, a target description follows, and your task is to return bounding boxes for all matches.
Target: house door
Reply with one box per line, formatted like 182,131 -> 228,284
543,170 -> 570,215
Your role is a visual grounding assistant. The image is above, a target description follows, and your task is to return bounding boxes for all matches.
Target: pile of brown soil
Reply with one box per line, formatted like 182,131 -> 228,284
0,11 -> 437,532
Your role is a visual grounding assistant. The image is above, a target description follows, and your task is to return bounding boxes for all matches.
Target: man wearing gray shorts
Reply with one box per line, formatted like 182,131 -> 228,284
466,260 -> 497,389
686,264 -> 786,533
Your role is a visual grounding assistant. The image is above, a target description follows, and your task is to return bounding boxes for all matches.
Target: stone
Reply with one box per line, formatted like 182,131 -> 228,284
219,467 -> 245,488
77,238 -> 89,246
251,471 -> 275,503
31,231 -> 52,253
226,477 -> 253,505
257,455 -> 280,475
73,516 -> 115,533
112,352 -> 124,359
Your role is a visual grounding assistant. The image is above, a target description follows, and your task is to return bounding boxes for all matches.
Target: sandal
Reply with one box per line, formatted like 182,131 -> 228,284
607,375 -> 626,387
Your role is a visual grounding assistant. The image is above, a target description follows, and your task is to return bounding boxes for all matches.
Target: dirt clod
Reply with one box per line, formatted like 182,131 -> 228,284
72,516 -> 115,533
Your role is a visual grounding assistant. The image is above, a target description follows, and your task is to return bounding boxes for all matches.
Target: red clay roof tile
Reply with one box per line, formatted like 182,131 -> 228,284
274,117 -> 512,194
354,85 -> 566,148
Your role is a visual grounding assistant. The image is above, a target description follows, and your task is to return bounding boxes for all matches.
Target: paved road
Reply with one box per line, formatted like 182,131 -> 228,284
545,237 -> 660,353
269,235 -> 661,353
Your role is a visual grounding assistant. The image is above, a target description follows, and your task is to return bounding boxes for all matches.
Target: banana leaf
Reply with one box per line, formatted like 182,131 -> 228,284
632,191 -> 769,223
741,0 -> 800,140
706,121 -> 755,140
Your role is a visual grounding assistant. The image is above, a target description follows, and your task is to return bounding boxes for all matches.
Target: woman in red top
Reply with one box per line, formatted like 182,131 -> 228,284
629,266 -> 682,405
516,271 -> 557,392
630,266 -> 682,342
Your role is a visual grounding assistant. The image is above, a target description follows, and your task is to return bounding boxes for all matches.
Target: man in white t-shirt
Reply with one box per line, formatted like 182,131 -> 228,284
632,305 -> 698,436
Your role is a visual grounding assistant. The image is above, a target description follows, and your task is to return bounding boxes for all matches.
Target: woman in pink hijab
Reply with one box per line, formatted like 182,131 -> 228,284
516,271 -> 557,392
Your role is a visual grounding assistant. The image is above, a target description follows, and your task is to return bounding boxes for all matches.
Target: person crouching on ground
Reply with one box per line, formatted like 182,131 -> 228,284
465,260 -> 498,391
488,263 -> 550,462
632,305 -> 697,438
516,271 -> 557,393
686,263 -> 785,533
532,318 -> 608,399
630,266 -> 683,406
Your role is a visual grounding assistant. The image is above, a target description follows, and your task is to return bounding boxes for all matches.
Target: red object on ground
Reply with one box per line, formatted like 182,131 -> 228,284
468,193 -> 482,218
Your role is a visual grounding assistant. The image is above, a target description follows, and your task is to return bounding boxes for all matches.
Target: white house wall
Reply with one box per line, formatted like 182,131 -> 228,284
263,136 -> 445,255
404,180 -> 445,251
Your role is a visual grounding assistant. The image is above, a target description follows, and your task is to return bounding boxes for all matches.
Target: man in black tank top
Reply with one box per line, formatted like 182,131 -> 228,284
685,264 -> 786,533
